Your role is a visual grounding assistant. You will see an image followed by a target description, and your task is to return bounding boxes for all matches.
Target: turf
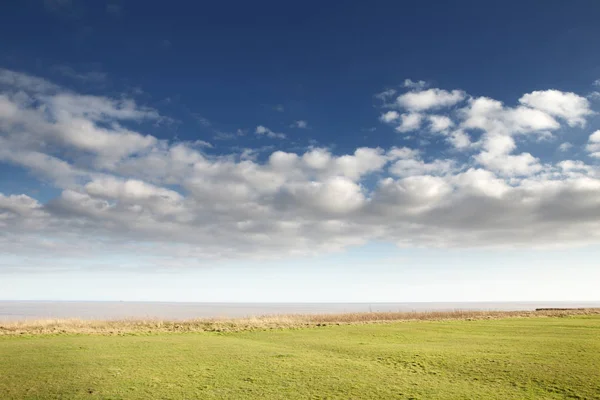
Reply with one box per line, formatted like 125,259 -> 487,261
1,316 -> 600,399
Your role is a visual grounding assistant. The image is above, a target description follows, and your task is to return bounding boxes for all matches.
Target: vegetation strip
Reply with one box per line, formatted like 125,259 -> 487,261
2,308 -> 599,336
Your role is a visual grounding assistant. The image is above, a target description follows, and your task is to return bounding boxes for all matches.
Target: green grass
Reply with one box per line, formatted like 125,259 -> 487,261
1,316 -> 600,399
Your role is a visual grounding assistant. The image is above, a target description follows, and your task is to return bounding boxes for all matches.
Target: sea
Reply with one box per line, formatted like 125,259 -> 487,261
1,301 -> 599,321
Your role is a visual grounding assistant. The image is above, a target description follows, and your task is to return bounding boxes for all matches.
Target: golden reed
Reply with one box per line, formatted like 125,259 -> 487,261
2,308 -> 599,336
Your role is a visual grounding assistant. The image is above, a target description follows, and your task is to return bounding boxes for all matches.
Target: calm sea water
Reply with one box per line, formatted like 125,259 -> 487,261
1,301 -> 599,321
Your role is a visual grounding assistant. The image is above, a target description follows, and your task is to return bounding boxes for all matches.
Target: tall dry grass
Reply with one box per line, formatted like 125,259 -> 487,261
1,308 -> 599,336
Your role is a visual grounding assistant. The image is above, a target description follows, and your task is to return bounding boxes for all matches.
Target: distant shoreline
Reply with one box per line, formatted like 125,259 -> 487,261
3,300 -> 600,322
2,308 -> 599,336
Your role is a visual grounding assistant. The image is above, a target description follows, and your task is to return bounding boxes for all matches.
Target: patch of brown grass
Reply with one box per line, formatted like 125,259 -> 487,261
1,308 -> 599,336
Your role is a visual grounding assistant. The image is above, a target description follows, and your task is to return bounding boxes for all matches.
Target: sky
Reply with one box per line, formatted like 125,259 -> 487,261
1,0 -> 600,302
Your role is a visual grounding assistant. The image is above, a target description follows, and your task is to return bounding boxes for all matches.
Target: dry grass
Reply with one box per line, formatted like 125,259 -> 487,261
2,308 -> 599,336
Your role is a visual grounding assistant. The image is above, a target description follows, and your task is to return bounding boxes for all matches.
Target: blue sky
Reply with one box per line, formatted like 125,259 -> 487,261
1,0 -> 600,302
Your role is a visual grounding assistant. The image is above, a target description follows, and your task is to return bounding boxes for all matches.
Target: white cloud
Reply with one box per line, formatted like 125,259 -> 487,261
587,130 -> 600,158
448,130 -> 472,150
589,91 -> 600,101
302,148 -> 332,170
2,69 -> 600,271
476,150 -> 542,177
472,133 -> 543,177
455,94 -> 577,174
0,144 -> 83,187
403,79 -> 427,90
379,111 -> 400,123
461,96 -> 560,135
396,88 -> 466,111
188,140 -> 213,149
0,68 -> 59,93
389,157 -> 455,178
85,177 -> 183,203
0,194 -> 46,219
56,117 -> 157,161
395,113 -> 423,132
588,130 -> 600,142
519,90 -> 592,127
428,115 -> 454,132
49,93 -> 159,122
294,147 -> 388,181
281,177 -> 366,214
386,146 -> 420,160
255,125 -> 286,139
558,160 -> 593,174
594,79 -> 600,87
330,147 -> 388,181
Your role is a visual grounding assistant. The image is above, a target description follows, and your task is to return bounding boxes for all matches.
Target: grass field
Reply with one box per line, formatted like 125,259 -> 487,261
1,314 -> 600,399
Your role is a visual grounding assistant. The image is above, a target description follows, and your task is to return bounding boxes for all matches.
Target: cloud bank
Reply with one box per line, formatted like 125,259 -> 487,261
1,68 -> 600,270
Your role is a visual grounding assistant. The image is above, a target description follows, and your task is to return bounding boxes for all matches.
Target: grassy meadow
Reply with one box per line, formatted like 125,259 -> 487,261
1,311 -> 599,399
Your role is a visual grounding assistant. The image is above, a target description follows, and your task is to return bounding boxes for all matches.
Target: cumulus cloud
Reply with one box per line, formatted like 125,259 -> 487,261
280,177 -> 366,214
192,140 -> 213,148
255,125 -> 286,139
389,157 -> 455,178
453,94 -> 582,175
379,111 -> 400,123
0,87 -> 159,170
395,113 -> 423,132
587,130 -> 600,158
2,69 -> 600,272
403,79 -> 427,90
519,90 -> 592,127
396,88 -> 466,111
0,194 -> 46,219
447,130 -> 472,150
428,115 -> 454,133
460,96 -> 560,135
476,148 -> 543,177
0,68 -> 59,93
